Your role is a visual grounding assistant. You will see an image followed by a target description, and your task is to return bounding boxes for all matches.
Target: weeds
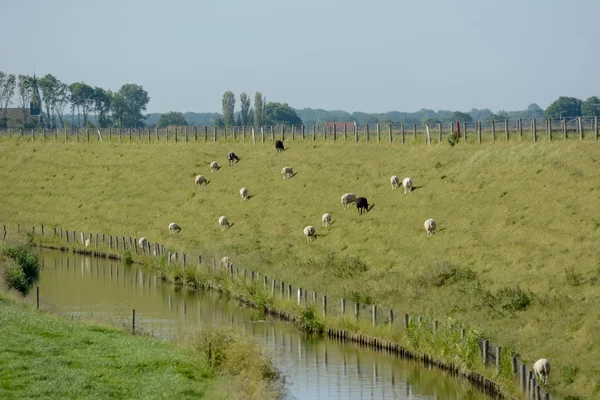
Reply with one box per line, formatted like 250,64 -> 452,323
565,267 -> 582,287
296,306 -> 324,334
1,244 -> 39,294
486,287 -> 533,313
562,364 -> 580,385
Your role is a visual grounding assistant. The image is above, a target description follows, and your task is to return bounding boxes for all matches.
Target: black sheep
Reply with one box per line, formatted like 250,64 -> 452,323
228,152 -> 240,166
275,140 -> 285,152
356,197 -> 369,215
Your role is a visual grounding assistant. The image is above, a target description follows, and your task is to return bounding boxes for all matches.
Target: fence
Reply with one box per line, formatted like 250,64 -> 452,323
2,223 -> 551,400
0,117 -> 597,146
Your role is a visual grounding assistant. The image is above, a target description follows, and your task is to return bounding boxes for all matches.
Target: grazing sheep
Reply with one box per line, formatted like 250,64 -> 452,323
218,216 -> 230,230
240,187 -> 248,202
195,175 -> 207,186
322,213 -> 332,227
281,167 -> 294,179
341,193 -> 357,210
390,175 -> 400,190
533,359 -> 551,385
228,152 -> 240,166
210,161 -> 219,173
275,140 -> 285,152
169,222 -> 181,234
221,256 -> 230,266
424,218 -> 436,237
403,177 -> 413,194
356,197 -> 369,215
138,237 -> 148,250
303,225 -> 316,242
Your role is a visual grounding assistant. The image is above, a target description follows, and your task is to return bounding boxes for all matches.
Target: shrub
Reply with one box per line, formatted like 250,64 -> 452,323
123,251 -> 133,265
1,244 -> 39,294
296,306 -> 324,334
485,286 -> 533,313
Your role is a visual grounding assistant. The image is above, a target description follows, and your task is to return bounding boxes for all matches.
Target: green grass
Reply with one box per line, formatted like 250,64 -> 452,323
1,138 -> 600,398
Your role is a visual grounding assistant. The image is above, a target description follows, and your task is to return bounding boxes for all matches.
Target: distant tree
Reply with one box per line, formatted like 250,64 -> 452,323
526,103 -> 544,118
264,102 -> 303,126
235,113 -> 242,126
17,75 -> 35,125
92,87 -> 112,128
213,116 -> 225,127
581,96 -> 600,117
254,92 -> 264,127
111,84 -> 150,128
39,74 -> 63,128
221,91 -> 235,126
452,111 -> 473,122
157,111 -> 187,127
69,82 -> 95,127
248,107 -> 254,126
0,72 -> 17,122
422,117 -> 441,126
544,97 -> 582,118
53,82 -> 70,128
239,92 -> 251,126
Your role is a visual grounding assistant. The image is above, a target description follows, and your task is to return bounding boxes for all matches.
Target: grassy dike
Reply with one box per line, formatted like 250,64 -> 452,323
1,138 -> 600,399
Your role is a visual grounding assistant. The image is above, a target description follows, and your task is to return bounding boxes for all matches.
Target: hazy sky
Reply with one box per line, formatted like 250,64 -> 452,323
2,0 -> 599,114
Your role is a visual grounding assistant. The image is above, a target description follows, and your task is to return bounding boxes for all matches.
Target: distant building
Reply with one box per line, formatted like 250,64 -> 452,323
0,107 -> 39,129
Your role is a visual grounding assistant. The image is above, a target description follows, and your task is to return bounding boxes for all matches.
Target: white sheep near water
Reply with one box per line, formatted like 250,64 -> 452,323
169,222 -> 181,234
240,187 -> 248,202
303,225 -> 316,242
218,216 -> 230,230
195,175 -> 207,186
341,193 -> 357,210
403,177 -> 413,194
424,218 -> 436,237
138,237 -> 148,250
210,161 -> 219,172
281,167 -> 294,180
390,175 -> 400,190
322,213 -> 332,227
533,359 -> 551,385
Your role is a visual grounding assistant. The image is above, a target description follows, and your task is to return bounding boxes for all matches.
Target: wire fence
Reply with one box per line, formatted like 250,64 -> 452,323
0,117 -> 597,146
2,223 -> 551,399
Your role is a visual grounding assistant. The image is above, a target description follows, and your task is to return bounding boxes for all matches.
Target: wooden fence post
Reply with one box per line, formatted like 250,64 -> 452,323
463,122 -> 467,144
595,116 -> 598,141
562,118 -> 567,139
413,124 -> 417,141
132,309 -> 135,334
281,125 -> 285,142
270,126 -> 274,142
482,339 -> 488,366
496,346 -> 502,373
214,126 -> 217,142
297,288 -> 302,305
261,127 -> 265,143
301,125 -> 305,140
404,313 -> 409,329
366,124 -> 369,142
291,125 -> 295,142
376,123 -> 380,143
333,124 -> 337,141
322,295 -> 327,318
533,118 -> 537,142
242,126 -> 246,142
578,116 -> 583,141
491,120 -> 496,141
223,126 -> 227,141
388,309 -> 393,326
313,124 -> 316,141
477,122 -> 482,144
401,124 -> 405,144
354,302 -> 359,321
389,123 -> 392,143
344,124 -> 347,142
341,298 -> 346,315
438,123 -> 442,143
354,124 -> 357,143
505,119 -> 509,141
372,305 -> 377,326
548,118 -> 552,141
519,118 -> 523,139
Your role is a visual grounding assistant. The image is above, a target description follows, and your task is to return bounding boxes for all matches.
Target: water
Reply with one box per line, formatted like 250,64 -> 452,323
30,251 -> 489,400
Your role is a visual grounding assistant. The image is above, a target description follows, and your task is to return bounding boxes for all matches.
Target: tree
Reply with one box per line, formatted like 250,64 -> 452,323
17,75 -> 36,126
213,116 -> 225,127
0,72 -> 17,124
581,96 -> 600,117
526,103 -> 544,118
544,97 -> 582,118
221,91 -> 235,126
111,84 -> 150,128
254,92 -> 264,127
240,92 -> 251,126
157,111 -> 187,127
93,87 -> 112,128
53,82 -> 70,128
452,111 -> 473,122
264,102 -> 303,126
422,117 -> 441,126
235,114 -> 242,126
39,74 -> 64,128
69,82 -> 94,127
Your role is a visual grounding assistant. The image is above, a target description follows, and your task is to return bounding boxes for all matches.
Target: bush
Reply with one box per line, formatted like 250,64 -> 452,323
2,244 -> 39,294
296,306 -> 324,334
485,286 -> 533,313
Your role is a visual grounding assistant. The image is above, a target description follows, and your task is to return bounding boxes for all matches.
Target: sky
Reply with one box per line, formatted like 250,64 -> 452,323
2,0 -> 599,114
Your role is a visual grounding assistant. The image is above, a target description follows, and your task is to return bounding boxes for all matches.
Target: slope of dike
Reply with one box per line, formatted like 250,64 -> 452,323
1,138 -> 599,398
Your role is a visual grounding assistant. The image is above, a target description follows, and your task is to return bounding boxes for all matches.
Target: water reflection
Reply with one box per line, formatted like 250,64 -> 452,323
33,251 -> 489,400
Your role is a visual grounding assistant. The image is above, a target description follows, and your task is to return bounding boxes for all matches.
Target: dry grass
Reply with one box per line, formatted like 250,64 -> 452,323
1,137 -> 599,398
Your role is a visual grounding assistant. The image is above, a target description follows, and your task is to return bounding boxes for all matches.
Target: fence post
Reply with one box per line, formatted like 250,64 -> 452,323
354,124 -> 357,143
389,123 -> 392,143
401,124 -> 405,144
433,320 -> 438,335
388,309 -> 393,326
301,125 -> 305,140
214,126 -> 217,142
404,313 -> 409,329
344,124 -> 348,142
548,118 -> 552,141
269,126 -> 274,142
281,125 -> 285,142
563,117 -> 567,139
533,119 -> 537,142
578,116 -> 583,141
372,305 -> 377,326
297,288 -> 302,305
518,118 -> 523,139
376,123 -> 380,143
438,123 -> 442,143
595,116 -> 598,141
496,346 -> 502,373
261,127 -> 265,143
491,120 -> 496,141
412,124 -> 417,141
505,119 -> 509,141
322,295 -> 327,318
366,124 -> 369,142
36,286 -> 39,309
242,126 -> 245,142
132,309 -> 136,334
287,284 -> 292,299
271,279 -> 276,296
312,124 -> 316,141
520,363 -> 526,392
482,339 -> 488,366
354,302 -> 359,321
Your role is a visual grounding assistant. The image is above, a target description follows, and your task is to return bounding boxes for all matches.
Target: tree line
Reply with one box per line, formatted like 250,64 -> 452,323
0,70 -> 150,129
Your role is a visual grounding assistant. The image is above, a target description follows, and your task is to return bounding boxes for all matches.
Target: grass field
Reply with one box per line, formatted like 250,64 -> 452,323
1,138 -> 599,399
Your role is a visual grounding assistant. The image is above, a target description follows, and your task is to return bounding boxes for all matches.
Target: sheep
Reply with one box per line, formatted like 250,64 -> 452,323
341,193 -> 356,210
281,167 -> 294,180
228,152 -> 240,166
195,175 -> 207,186
403,177 -> 413,194
303,225 -> 316,242
390,175 -> 400,190
169,222 -> 181,234
138,237 -> 148,250
275,140 -> 285,152
220,256 -> 230,266
84,238 -> 91,248
210,161 -> 219,172
218,216 -> 230,230
424,218 -> 436,237
239,187 -> 248,202
356,197 -> 369,215
533,359 -> 551,385
322,213 -> 332,227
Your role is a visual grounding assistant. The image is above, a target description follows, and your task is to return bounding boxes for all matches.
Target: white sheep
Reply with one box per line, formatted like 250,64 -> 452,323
195,175 -> 207,186
218,216 -> 230,230
84,238 -> 91,248
390,175 -> 400,190
138,237 -> 148,250
303,225 -> 316,242
210,161 -> 219,173
424,218 -> 436,237
281,167 -> 294,180
533,359 -> 551,385
341,193 -> 357,210
239,187 -> 248,202
403,177 -> 413,194
169,222 -> 181,234
322,213 -> 332,227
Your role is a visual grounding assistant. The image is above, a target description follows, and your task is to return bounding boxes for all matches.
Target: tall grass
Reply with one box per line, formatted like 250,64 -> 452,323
1,139 -> 599,398
1,241 -> 39,294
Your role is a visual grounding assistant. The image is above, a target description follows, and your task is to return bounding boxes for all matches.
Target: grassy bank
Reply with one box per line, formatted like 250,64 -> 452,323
0,290 -> 283,399
1,139 -> 599,398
